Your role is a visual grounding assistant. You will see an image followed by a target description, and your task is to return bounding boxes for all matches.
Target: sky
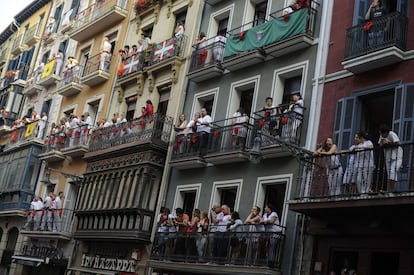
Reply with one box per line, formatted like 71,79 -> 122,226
0,0 -> 34,32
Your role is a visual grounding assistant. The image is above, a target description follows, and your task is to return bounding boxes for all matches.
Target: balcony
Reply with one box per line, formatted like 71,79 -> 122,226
146,36 -> 186,77
12,245 -> 69,268
22,76 -> 43,97
70,0 -> 128,42
187,38 -> 225,83
134,0 -> 162,16
11,34 -> 23,56
23,24 -> 41,47
116,52 -> 145,86
342,12 -> 408,74
0,190 -> 33,213
5,121 -> 46,151
81,53 -> 111,87
222,5 -> 316,72
74,208 -> 154,241
290,144 -> 414,217
87,113 -> 172,156
150,227 -> 285,272
21,208 -> 75,240
203,118 -> 252,165
57,66 -> 83,97
38,60 -> 60,87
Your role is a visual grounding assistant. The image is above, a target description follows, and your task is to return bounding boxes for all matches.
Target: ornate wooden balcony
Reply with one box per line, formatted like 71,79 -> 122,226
74,208 -> 153,242
56,66 -> 83,97
81,53 -> 111,87
0,190 -> 33,213
70,0 -> 128,42
290,144 -> 414,217
342,12 -> 408,74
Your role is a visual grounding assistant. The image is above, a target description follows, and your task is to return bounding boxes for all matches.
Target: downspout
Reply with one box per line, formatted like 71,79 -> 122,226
305,0 -> 334,150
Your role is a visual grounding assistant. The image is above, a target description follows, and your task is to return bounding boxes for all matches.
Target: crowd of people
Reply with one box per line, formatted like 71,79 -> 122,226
155,203 -> 283,266
314,125 -> 403,196
23,192 -> 64,232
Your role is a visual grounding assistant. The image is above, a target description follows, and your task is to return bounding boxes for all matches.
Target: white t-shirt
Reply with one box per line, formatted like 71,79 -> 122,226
378,131 -> 403,160
197,115 -> 212,133
262,211 -> 282,233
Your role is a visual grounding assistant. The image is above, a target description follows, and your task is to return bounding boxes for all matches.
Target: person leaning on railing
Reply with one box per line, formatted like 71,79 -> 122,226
378,124 -> 403,192
365,0 -> 386,47
314,137 -> 343,196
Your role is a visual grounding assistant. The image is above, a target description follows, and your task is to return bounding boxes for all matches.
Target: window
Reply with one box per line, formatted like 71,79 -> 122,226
126,96 -> 137,122
42,51 -> 50,64
41,99 -> 52,116
142,26 -> 153,40
210,180 -> 242,212
217,18 -> 229,35
175,10 -> 187,26
158,86 -> 170,116
253,1 -> 267,26
254,175 -> 292,226
192,89 -> 218,119
173,184 -> 201,217
272,62 -> 307,110
353,0 -> 408,25
53,4 -> 64,32
86,100 -> 100,127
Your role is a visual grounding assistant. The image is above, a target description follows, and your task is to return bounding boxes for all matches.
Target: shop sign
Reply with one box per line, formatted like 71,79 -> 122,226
81,254 -> 136,273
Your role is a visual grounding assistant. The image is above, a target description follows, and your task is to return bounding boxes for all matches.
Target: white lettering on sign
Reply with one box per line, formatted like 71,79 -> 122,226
81,254 -> 136,273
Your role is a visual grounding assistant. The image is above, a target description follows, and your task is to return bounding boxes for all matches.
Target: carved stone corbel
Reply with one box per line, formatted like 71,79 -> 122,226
154,4 -> 161,24
116,86 -> 124,103
148,72 -> 154,93
167,0 -> 173,18
171,60 -> 181,84
135,17 -> 142,33
137,73 -> 144,96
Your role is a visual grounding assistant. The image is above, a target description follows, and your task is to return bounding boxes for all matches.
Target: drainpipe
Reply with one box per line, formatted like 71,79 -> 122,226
305,0 -> 334,150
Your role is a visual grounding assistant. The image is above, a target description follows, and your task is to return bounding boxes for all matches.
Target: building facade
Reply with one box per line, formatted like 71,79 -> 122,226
290,0 -> 414,274
148,0 -> 327,274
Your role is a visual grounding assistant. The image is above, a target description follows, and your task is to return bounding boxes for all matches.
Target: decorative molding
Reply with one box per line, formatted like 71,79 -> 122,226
167,0 -> 173,18
189,0 -> 193,7
148,72 -> 154,93
171,59 -> 181,84
137,73 -> 145,96
135,17 -> 142,33
116,86 -> 124,103
154,4 -> 161,24
86,151 -> 166,173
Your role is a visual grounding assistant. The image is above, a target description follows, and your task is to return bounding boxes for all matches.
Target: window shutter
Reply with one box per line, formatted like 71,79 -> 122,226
334,97 -> 356,150
353,0 -> 369,25
394,84 -> 414,142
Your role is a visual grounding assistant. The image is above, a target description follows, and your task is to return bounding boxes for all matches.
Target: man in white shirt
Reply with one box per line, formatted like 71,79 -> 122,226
54,192 -> 64,232
100,37 -> 112,71
196,108 -> 212,156
41,193 -> 55,231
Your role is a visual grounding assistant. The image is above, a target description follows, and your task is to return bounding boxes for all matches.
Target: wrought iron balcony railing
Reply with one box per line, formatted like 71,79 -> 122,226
171,117 -> 253,160
344,12 -> 408,60
223,1 -> 317,59
23,23 -> 41,46
116,52 -> 145,79
151,225 -> 285,269
22,208 -> 74,234
189,37 -> 226,72
57,66 -> 82,88
295,143 -> 413,199
253,106 -> 304,147
88,113 -> 173,152
82,52 -> 112,76
134,0 -> 162,15
73,0 -> 128,30
6,120 -> 47,149
18,245 -> 67,262
148,35 -> 186,66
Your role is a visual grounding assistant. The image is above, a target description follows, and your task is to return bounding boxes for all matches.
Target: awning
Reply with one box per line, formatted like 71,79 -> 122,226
11,255 -> 44,267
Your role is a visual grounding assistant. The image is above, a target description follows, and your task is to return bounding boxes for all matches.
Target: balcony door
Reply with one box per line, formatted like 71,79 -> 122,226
353,0 -> 409,25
